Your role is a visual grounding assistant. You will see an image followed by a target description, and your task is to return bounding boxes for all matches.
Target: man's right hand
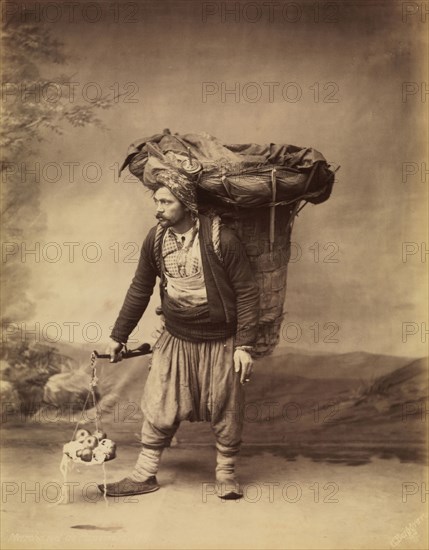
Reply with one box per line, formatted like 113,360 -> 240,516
107,339 -> 124,363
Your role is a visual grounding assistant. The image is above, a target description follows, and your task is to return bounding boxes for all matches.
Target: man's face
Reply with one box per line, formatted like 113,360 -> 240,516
153,187 -> 188,228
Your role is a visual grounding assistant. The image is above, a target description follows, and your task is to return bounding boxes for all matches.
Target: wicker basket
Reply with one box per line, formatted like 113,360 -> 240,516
214,203 -> 296,357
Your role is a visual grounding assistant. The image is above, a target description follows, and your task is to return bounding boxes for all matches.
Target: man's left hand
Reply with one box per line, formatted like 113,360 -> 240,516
233,349 -> 254,385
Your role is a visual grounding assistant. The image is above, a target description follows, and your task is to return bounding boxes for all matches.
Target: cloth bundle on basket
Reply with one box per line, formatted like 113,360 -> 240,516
120,130 -> 337,357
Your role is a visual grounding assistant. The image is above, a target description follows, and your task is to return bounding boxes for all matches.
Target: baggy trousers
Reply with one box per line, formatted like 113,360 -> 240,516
140,329 -> 244,455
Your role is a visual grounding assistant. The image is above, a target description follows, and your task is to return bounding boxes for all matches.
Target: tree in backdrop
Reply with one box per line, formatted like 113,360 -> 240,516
1,18 -> 116,409
1,18 -> 115,321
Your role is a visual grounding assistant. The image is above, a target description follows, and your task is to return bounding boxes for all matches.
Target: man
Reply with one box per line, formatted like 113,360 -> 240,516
100,168 -> 259,499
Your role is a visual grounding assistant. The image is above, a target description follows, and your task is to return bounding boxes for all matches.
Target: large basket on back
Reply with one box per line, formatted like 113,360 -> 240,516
221,204 -> 296,356
120,130 -> 336,357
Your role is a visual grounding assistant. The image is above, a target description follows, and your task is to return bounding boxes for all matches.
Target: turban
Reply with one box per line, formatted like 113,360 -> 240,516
155,169 -> 198,214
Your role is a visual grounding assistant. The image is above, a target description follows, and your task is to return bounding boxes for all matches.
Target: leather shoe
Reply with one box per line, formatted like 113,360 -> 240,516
98,476 -> 159,497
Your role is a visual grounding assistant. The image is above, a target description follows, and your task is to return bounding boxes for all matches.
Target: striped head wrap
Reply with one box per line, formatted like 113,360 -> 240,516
155,170 -> 198,214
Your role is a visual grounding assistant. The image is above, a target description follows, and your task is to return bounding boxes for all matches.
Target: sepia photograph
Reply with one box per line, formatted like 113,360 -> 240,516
1,0 -> 428,548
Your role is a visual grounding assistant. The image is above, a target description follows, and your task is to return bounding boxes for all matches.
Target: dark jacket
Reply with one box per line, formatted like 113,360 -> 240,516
110,214 -> 260,347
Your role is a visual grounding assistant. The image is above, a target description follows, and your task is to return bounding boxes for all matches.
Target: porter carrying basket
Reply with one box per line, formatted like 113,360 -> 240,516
120,130 -> 337,357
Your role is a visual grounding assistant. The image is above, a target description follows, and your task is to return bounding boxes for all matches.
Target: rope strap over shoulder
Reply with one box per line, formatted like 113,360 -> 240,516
154,223 -> 164,273
211,214 -> 222,263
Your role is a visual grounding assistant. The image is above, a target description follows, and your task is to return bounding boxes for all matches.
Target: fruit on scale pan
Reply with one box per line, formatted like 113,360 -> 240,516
99,439 -> 117,459
68,429 -> 116,462
80,448 -> 93,462
74,429 -> 90,443
93,430 -> 107,441
83,436 -> 99,450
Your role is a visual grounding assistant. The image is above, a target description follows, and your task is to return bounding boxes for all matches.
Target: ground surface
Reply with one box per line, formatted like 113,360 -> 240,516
1,349 -> 428,549
1,441 -> 428,550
